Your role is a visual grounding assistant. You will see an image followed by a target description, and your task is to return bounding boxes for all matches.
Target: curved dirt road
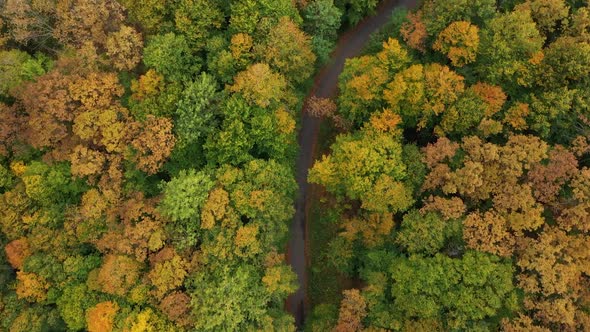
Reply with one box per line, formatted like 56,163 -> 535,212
286,0 -> 418,328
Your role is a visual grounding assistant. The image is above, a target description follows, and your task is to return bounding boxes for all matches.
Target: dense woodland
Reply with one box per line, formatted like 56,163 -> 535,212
0,0 -> 379,330
1,0 -> 590,331
307,0 -> 590,331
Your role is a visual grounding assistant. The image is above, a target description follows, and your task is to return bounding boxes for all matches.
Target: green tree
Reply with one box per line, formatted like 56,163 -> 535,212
188,265 -> 272,331
335,0 -> 378,26
118,0 -> 172,33
0,50 -> 48,97
174,0 -> 224,48
538,36 -> 590,89
229,0 -> 301,35
56,283 -> 97,331
21,161 -> 86,208
476,9 -> 544,93
257,17 -> 316,85
388,251 -> 517,330
515,0 -> 570,37
174,72 -> 219,147
303,0 -> 342,63
396,210 -> 449,255
142,33 -> 201,81
204,96 -> 295,166
159,169 -> 214,225
216,159 -> 296,241
420,0 -> 497,38
129,69 -> 183,119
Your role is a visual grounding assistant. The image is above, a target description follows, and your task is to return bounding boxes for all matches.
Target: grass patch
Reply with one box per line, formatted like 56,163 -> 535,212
308,202 -> 342,307
307,120 -> 348,309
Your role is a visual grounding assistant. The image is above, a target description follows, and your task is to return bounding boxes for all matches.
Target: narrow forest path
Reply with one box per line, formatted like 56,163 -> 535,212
286,0 -> 418,328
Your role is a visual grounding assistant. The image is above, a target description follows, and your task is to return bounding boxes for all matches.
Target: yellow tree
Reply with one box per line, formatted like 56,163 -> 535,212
517,227 -> 590,329
86,301 -> 119,332
309,127 -> 411,213
338,55 -> 389,126
16,271 -> 49,302
433,21 -> 479,67
148,253 -> 188,300
503,102 -> 530,131
229,63 -> 289,108
340,213 -> 395,248
375,38 -> 411,74
230,33 -> 254,69
384,63 -> 464,129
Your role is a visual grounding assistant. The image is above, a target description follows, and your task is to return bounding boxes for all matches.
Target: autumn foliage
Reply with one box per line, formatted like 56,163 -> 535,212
309,1 -> 590,331
1,0 -> 590,331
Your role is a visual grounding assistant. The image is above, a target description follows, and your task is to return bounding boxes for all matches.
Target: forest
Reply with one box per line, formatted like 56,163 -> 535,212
1,0 -> 590,331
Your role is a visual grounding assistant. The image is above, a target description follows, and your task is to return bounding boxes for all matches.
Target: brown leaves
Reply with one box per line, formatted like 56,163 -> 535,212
470,82 -> 507,117
19,70 -> 78,149
2,0 -> 56,45
422,137 -> 459,168
334,289 -> 367,332
54,0 -> 124,48
94,254 -> 142,296
95,193 -> 166,261
129,115 -> 176,175
420,195 -> 466,220
69,72 -> 124,111
307,96 -> 337,119
463,211 -> 515,257
401,12 -> 428,52
159,292 -> 192,327
5,237 -> 31,269
70,145 -> 106,178
528,146 -> 578,204
106,25 -> 143,71
0,102 -> 23,156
